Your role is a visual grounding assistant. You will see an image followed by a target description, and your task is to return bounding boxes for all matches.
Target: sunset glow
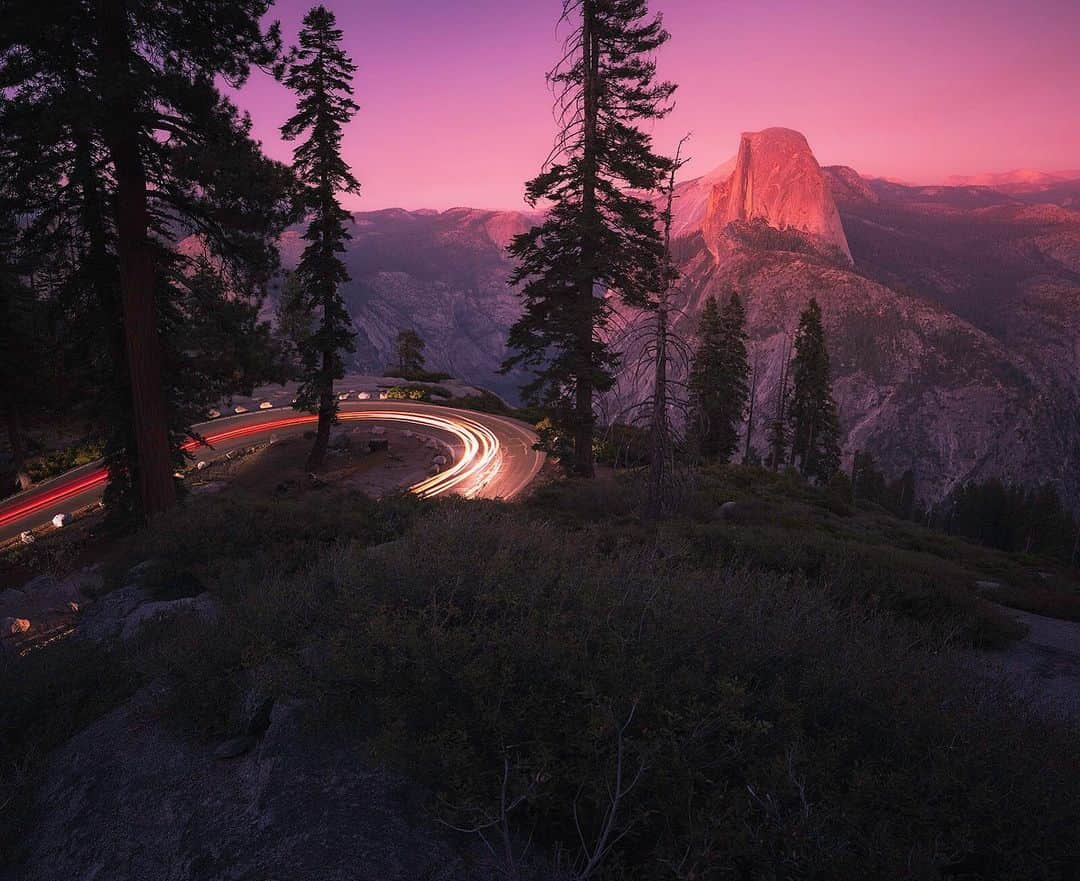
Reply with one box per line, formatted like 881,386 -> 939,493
234,0 -> 1080,210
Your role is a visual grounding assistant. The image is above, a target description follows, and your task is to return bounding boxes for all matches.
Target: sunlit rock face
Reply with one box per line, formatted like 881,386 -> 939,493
672,128 -> 852,263
606,133 -> 1080,507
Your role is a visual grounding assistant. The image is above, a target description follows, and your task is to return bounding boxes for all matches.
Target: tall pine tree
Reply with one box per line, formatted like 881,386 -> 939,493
1,0 -> 293,519
787,298 -> 841,482
279,5 -> 361,471
504,0 -> 675,477
688,291 -> 749,461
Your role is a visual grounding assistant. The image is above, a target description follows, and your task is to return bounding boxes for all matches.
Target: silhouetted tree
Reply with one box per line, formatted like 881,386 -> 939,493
504,0 -> 676,477
787,299 -> 841,481
395,329 -> 426,375
688,291 -> 748,461
279,5 -> 361,471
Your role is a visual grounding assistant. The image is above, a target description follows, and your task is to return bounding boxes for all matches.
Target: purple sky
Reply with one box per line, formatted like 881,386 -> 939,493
233,0 -> 1080,210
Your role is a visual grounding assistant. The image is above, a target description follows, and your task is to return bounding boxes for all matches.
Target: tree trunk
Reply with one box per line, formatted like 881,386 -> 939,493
646,304 -> 669,519
97,0 -> 176,517
573,1 -> 600,479
5,397 -> 32,492
307,350 -> 334,471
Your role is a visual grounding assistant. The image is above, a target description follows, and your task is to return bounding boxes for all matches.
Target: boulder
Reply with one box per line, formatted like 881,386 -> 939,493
3,616 -> 30,635
432,455 -> 447,466
19,530 -> 35,545
51,512 -> 70,528
259,401 -> 273,410
357,391 -> 371,400
233,405 -> 248,414
196,460 -> 208,471
207,408 -> 221,419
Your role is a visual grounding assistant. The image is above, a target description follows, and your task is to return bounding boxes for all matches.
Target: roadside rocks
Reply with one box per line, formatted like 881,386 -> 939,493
3,616 -> 30,635
51,513 -> 70,528
75,561 -> 219,644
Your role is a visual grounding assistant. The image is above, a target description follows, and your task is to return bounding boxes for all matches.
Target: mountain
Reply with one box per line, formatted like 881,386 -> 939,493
671,128 -> 852,263
944,169 -> 1080,192
277,207 -> 536,400
607,130 -> 1080,505
268,130 -> 1080,507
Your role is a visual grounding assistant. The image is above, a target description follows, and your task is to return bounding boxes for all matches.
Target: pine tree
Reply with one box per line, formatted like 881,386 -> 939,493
688,297 -> 722,454
279,5 -> 361,471
688,289 -> 748,461
787,298 -> 841,482
2,0 -> 293,519
394,329 -> 426,376
504,0 -> 676,478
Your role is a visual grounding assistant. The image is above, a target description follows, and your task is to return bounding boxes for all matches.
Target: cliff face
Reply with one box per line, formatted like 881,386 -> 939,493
607,132 -> 1080,505
673,128 -> 852,263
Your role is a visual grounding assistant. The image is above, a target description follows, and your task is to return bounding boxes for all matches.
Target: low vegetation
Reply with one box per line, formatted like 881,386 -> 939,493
4,468 -> 1079,876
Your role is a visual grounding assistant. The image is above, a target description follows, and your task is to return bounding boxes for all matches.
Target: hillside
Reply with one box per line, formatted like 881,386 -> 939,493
3,469 -> 1079,878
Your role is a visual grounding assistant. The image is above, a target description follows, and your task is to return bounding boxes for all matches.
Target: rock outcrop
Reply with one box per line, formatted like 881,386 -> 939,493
672,128 -> 852,263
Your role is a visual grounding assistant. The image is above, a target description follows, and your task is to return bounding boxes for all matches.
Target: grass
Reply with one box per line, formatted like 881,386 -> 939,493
3,469 -> 1080,877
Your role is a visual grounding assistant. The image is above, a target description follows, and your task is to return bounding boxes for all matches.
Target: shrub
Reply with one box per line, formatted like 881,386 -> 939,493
156,503 -> 1080,880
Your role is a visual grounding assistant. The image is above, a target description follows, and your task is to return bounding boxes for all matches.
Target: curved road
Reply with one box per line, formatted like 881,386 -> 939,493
0,402 -> 543,543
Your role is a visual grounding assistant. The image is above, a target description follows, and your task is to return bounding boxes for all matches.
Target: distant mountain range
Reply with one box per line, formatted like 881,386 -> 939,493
273,131 -> 1080,506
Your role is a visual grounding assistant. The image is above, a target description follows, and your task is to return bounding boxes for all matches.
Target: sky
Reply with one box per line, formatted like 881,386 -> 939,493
233,0 -> 1080,211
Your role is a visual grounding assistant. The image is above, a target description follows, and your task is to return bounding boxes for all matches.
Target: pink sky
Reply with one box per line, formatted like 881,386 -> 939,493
234,0 -> 1080,211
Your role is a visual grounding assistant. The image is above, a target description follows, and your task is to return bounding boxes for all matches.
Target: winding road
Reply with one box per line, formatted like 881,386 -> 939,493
0,401 -> 544,543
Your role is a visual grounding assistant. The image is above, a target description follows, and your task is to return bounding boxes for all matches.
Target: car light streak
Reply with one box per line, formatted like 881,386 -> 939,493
0,407 -> 505,532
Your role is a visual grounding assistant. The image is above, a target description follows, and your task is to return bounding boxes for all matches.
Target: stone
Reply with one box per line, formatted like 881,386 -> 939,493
357,391 -> 371,400
4,616 -> 30,635
432,455 -> 447,466
233,405 -> 248,414
196,460 -> 208,471
259,401 -> 273,410
51,512 -> 70,528
19,530 -> 35,545
207,408 -> 221,419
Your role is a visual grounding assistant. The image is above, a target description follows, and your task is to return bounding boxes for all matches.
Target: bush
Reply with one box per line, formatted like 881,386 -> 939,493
26,439 -> 106,483
153,502 -> 1080,880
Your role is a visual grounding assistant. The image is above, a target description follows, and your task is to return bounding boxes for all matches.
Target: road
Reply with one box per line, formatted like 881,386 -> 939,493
0,401 -> 544,543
